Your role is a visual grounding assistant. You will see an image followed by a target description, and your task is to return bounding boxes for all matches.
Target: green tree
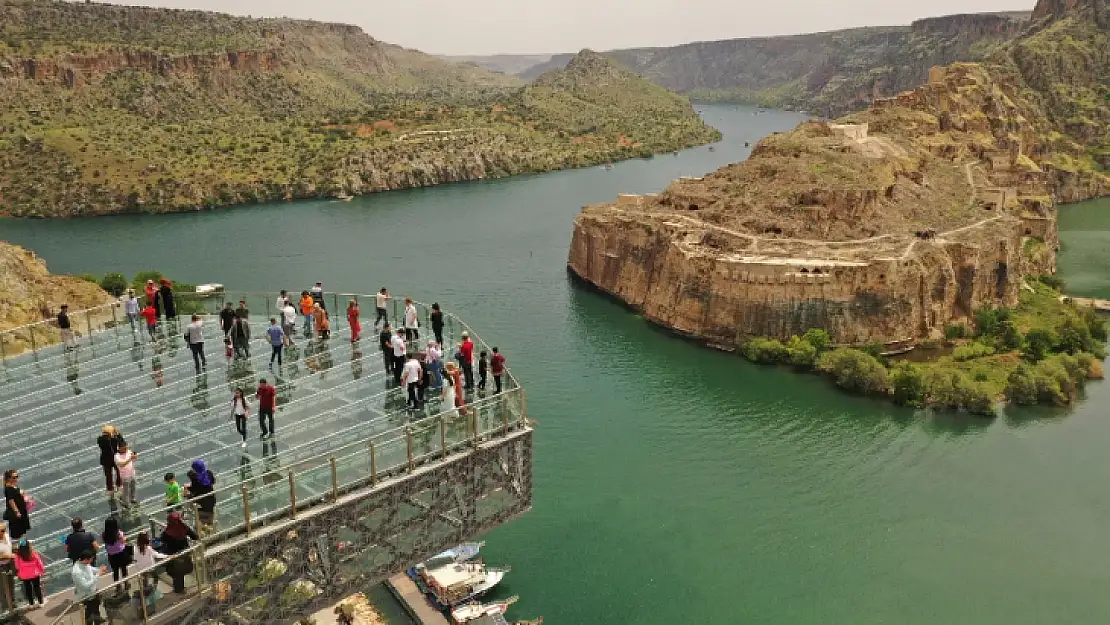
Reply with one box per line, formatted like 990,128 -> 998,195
99,272 -> 128,296
1006,364 -> 1039,405
801,328 -> 831,352
785,336 -> 818,367
816,348 -> 889,395
890,362 -> 925,407
1021,328 -> 1057,362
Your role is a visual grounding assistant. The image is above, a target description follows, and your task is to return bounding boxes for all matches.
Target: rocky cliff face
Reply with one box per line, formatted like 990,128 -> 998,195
0,242 -> 113,355
567,0 -> 1107,346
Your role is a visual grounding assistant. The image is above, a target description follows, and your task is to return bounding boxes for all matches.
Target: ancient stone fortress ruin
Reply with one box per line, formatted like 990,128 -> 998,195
568,63 -> 1060,346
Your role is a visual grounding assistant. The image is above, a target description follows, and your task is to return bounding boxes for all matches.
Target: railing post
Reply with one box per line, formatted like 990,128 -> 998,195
195,540 -> 208,586
406,427 -> 414,473
330,456 -> 339,501
85,310 -> 94,344
288,471 -> 297,519
29,326 -> 37,353
0,333 -> 6,362
111,303 -> 118,329
520,389 -> 527,426
370,441 -> 378,485
470,409 -> 479,449
440,416 -> 448,458
137,570 -> 150,622
241,486 -> 252,536
501,397 -> 510,436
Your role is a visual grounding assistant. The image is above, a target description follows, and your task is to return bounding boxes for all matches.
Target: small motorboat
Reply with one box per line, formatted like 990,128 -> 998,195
414,560 -> 509,607
451,596 -> 518,624
708,146 -> 716,152
194,284 -> 224,298
336,193 -> 354,201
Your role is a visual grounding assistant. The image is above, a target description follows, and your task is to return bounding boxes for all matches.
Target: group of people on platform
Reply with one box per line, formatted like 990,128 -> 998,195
16,284 -> 508,619
3,442 -> 213,622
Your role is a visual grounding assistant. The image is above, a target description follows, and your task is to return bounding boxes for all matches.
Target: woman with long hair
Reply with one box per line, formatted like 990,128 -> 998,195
230,388 -> 250,449
13,539 -> 45,609
2,469 -> 30,540
102,517 -> 130,588
347,300 -> 361,342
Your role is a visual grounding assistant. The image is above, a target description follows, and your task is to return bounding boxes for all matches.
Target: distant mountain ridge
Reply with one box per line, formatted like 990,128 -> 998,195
495,11 -> 1033,115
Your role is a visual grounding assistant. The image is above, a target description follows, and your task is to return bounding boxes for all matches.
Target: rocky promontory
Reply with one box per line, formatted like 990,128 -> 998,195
568,0 -> 1109,347
0,241 -> 113,354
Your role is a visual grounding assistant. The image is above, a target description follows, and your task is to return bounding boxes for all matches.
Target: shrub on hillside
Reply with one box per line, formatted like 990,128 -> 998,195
816,348 -> 889,395
742,338 -> 789,364
953,342 -> 995,362
1021,328 -> 1057,362
785,336 -> 818,367
1006,364 -> 1040,405
921,369 -> 996,415
1037,274 -> 1066,291
943,323 -> 969,341
801,328 -> 831,353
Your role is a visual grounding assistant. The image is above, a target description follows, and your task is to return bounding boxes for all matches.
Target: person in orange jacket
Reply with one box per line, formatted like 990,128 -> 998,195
299,291 -> 315,338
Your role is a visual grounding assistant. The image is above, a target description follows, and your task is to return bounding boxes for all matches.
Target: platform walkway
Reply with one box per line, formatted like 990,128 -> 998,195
0,292 -> 524,622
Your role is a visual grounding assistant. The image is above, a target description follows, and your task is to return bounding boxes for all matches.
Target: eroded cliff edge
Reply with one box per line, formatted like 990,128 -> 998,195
567,0 -> 1110,346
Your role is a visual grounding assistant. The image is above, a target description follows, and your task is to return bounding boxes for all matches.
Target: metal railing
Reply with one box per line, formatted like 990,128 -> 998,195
45,544 -> 205,625
0,290 -> 526,620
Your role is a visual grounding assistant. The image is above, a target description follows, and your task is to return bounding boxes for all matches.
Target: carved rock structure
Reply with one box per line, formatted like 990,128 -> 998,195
568,0 -> 1108,345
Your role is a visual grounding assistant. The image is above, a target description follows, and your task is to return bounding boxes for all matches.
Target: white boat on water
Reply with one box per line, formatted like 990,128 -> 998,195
417,560 -> 509,607
451,596 -> 518,624
194,283 -> 224,297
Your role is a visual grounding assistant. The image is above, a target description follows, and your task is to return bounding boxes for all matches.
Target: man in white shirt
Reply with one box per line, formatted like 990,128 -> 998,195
281,302 -> 298,347
185,315 -> 206,374
374,287 -> 390,328
403,297 -> 420,341
401,353 -> 423,408
390,330 -> 406,386
275,290 -> 291,313
124,289 -> 140,333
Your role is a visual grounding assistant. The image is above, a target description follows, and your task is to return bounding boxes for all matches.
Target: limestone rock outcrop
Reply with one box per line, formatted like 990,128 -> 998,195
0,242 -> 113,355
568,0 -> 1109,346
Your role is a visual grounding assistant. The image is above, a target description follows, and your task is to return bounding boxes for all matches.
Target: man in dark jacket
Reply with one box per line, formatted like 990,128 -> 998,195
378,323 -> 393,376
219,302 -> 236,337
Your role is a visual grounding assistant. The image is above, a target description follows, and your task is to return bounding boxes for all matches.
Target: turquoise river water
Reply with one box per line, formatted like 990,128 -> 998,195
3,105 -> 1110,625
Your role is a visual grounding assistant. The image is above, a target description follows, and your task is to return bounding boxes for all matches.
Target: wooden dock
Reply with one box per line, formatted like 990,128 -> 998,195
386,573 -> 450,625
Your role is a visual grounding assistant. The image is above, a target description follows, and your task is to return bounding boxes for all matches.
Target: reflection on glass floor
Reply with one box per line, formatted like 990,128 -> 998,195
0,304 -> 514,588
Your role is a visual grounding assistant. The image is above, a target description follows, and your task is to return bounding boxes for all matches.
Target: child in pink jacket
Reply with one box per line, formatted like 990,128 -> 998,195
14,539 -> 45,608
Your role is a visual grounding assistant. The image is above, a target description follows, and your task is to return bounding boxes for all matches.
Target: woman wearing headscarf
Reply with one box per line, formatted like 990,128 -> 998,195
159,279 -> 176,321
158,513 -> 197,593
185,460 -> 216,527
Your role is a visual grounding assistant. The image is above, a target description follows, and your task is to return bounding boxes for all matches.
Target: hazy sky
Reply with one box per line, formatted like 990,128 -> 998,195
101,0 -> 1033,55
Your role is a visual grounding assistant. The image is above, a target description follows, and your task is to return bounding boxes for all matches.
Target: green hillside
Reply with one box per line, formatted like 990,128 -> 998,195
0,1 -> 715,217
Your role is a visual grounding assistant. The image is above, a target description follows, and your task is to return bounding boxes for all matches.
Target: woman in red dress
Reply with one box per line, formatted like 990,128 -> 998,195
347,300 -> 361,342
446,362 -> 467,416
